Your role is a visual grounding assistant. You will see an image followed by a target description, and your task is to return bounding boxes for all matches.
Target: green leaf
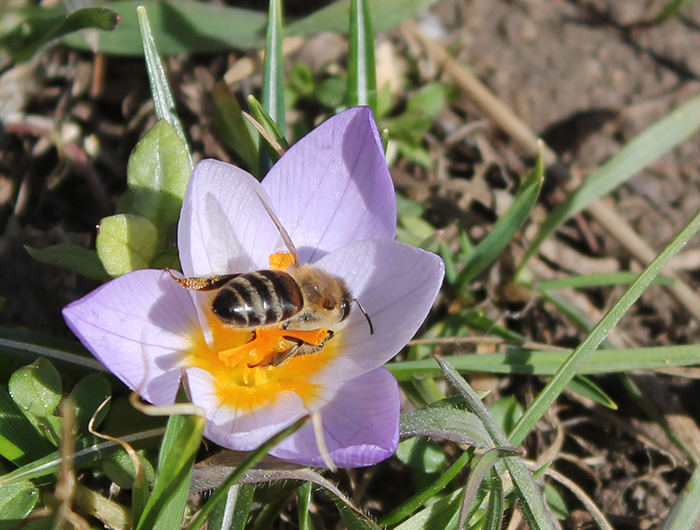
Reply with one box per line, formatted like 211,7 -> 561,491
61,0 -> 440,56
0,384 -> 50,465
212,81 -> 259,175
0,426 -> 165,487
460,447 -> 520,529
297,483 -> 314,530
483,470 -> 505,530
136,413 -> 205,530
96,214 -> 159,276
653,0 -> 696,24
568,375 -> 617,409
0,481 -> 39,520
456,149 -> 543,287
347,0 -> 377,113
661,460 -> 700,530
518,91 -> 700,276
69,373 -> 111,436
395,437 -> 447,474
137,6 -> 192,159
287,0 -> 442,38
259,0 -> 285,177
333,498 -> 381,530
436,356 -> 555,530
9,357 -> 62,418
392,488 -> 462,530
121,120 -> 191,245
377,449 -> 473,527
399,405 -> 491,448
25,244 -> 109,281
208,484 -> 255,530
0,6 -> 118,62
188,418 -> 306,530
510,202 -> 700,448
534,272 -> 675,291
0,327 -> 104,375
488,396 -> 523,435
101,449 -> 155,490
247,94 -> 290,168
406,83 -> 451,118
388,343 -> 700,379
545,484 -> 568,520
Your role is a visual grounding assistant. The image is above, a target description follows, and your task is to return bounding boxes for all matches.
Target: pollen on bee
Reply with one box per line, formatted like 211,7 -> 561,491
269,252 -> 296,270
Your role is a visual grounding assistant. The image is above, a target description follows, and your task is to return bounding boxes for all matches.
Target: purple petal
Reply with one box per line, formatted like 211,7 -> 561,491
262,107 -> 396,263
269,367 -> 400,468
312,240 -> 444,382
187,367 -> 306,451
178,159 -> 281,277
62,270 -> 199,405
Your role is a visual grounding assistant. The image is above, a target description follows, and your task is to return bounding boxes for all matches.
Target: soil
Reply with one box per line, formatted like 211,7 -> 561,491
2,0 -> 700,528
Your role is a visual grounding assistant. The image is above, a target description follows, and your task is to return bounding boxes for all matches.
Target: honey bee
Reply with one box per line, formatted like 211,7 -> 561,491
170,193 -> 373,367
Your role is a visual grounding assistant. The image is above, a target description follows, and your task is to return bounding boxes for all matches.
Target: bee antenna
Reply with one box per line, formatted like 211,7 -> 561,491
354,299 -> 374,335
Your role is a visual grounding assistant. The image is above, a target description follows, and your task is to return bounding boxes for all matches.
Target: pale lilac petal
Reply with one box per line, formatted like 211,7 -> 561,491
187,367 -> 306,451
178,159 -> 281,277
269,368 -> 399,467
311,240 -> 444,382
262,107 -> 396,263
62,270 -> 199,405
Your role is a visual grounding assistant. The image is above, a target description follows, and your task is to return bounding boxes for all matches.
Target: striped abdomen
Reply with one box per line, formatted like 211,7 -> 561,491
212,270 -> 303,328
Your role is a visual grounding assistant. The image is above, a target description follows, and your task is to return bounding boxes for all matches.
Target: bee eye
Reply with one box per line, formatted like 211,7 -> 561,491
340,298 -> 351,321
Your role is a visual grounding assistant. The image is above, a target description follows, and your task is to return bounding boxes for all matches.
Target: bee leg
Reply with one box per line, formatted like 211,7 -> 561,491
166,269 -> 239,291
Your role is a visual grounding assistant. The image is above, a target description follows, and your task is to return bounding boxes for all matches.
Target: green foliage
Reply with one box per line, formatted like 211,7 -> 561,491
69,373 -> 111,436
0,481 -> 39,521
213,82 -> 259,175
24,245 -> 109,281
96,214 -> 159,276
8,357 -> 62,418
121,120 -> 191,244
101,448 -> 155,490
248,94 -> 290,168
0,6 -> 118,61
259,0 -> 286,176
138,7 -> 192,162
347,0 -> 377,113
61,0 -> 442,56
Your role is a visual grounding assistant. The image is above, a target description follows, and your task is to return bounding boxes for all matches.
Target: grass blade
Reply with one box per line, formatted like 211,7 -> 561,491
136,413 -> 205,530
388,343 -> 700,379
187,417 -> 306,530
510,203 -> 700,447
212,81 -> 259,175
137,5 -> 192,166
436,356 -> 555,530
518,91 -> 700,276
378,449 -> 472,527
259,0 -> 285,177
347,0 -> 377,113
661,461 -> 700,530
457,149 -> 543,288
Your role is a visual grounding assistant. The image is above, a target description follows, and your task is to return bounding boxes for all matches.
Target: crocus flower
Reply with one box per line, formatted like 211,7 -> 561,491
63,107 -> 444,468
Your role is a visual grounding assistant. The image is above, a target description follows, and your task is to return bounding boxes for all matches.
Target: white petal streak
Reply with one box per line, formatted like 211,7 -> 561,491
313,240 -> 444,382
178,159 -> 281,277
62,270 -> 198,405
186,367 -> 306,451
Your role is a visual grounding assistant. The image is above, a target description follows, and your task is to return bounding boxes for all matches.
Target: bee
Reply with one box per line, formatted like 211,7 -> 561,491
170,193 -> 373,367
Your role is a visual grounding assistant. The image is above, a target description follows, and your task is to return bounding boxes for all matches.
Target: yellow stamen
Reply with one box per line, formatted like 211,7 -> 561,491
186,307 -> 342,414
269,251 -> 295,270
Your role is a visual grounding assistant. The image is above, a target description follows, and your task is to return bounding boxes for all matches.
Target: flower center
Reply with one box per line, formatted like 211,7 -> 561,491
185,251 -> 340,410
217,327 -> 332,368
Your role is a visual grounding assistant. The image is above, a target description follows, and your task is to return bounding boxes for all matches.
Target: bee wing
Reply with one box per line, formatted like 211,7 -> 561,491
255,189 -> 300,267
